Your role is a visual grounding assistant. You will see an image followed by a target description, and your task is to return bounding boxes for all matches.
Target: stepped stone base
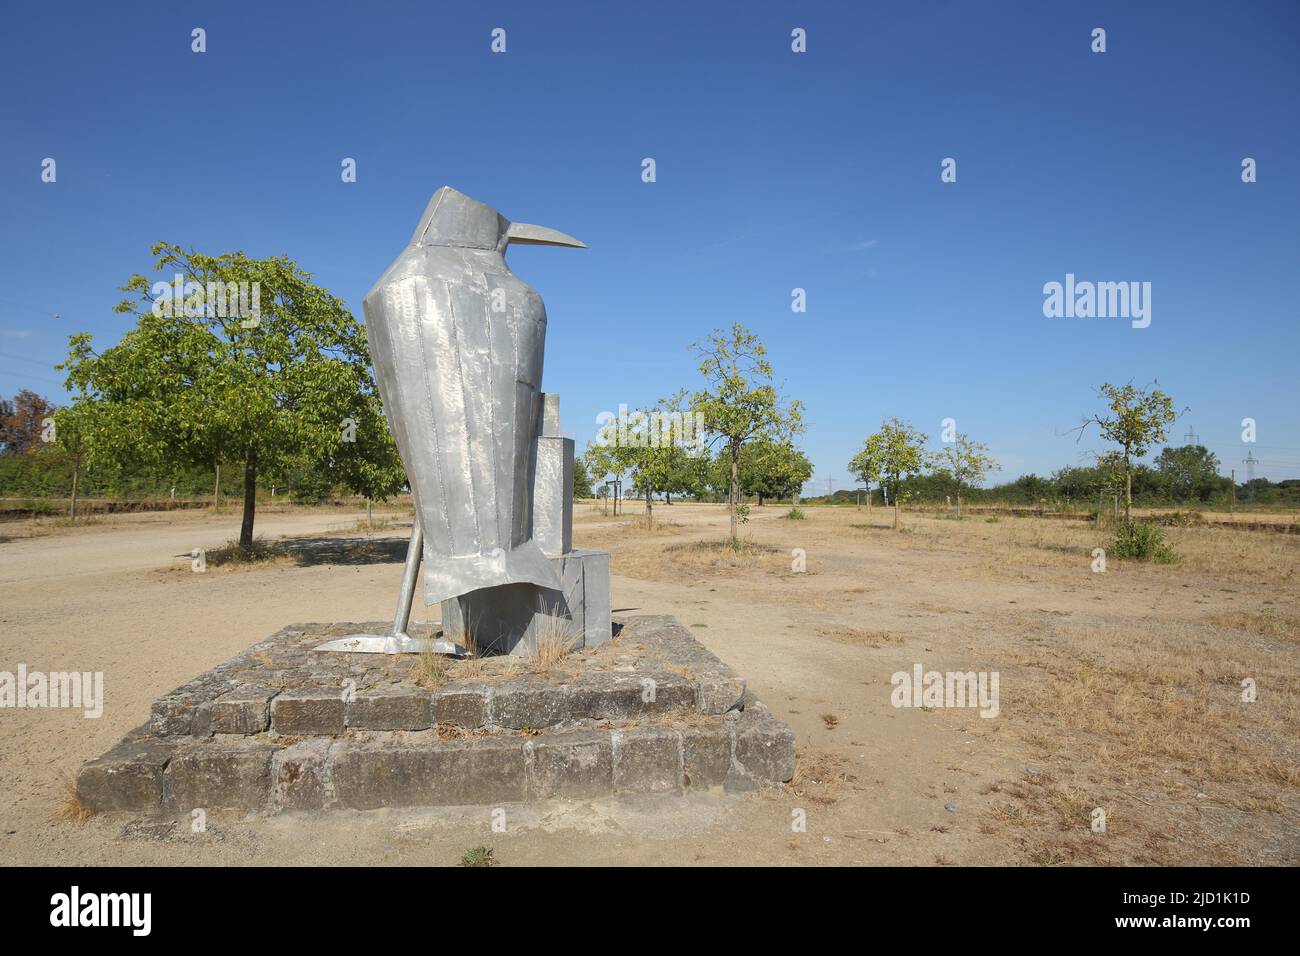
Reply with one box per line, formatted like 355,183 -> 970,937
77,616 -> 794,814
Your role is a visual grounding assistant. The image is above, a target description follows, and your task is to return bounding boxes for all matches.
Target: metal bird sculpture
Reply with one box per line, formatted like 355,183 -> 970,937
314,187 -> 585,655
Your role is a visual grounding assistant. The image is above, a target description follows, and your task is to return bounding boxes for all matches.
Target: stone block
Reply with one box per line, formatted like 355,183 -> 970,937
330,735 -> 526,809
613,726 -> 681,793
272,739 -> 330,811
488,677 -> 569,729
682,724 -> 732,789
272,689 -> 345,735
698,676 -> 746,715
211,685 -> 276,734
433,685 -> 487,728
76,731 -> 175,812
346,687 -> 431,731
526,730 -> 613,799
728,711 -> 796,790
168,741 -> 275,811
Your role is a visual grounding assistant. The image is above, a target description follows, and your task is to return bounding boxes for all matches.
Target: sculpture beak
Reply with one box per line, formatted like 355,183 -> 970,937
505,222 -> 586,249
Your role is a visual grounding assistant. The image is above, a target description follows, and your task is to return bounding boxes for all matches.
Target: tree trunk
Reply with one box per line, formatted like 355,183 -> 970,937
645,488 -> 653,529
239,454 -> 257,551
69,462 -> 79,520
729,452 -> 739,544
1124,456 -> 1133,522
956,492 -> 962,519
213,463 -> 221,510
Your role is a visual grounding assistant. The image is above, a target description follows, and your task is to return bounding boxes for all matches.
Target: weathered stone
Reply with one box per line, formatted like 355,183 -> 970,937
148,696 -> 198,736
488,677 -> 569,729
433,685 -> 487,728
698,676 -> 746,715
211,685 -> 276,734
526,729 -> 613,799
729,710 -> 796,790
562,674 -> 645,721
272,739 -> 330,810
613,726 -> 681,793
638,674 -> 701,716
272,689 -> 345,735
76,731 -> 175,812
346,687 -> 431,731
682,723 -> 732,789
330,735 -> 526,809
168,741 -> 276,811
147,669 -> 233,736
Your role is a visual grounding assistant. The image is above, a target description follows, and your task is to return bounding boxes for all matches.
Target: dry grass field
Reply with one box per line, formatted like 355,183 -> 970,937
1,500 -> 1295,865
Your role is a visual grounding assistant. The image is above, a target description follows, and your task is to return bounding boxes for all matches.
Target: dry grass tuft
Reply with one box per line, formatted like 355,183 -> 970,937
531,608 -> 578,674
789,748 -> 860,805
817,626 -> 901,647
414,644 -> 449,690
52,775 -> 94,827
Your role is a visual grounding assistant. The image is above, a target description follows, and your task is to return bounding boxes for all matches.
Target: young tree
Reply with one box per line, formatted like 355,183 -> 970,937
59,242 -> 405,550
691,323 -> 803,544
849,418 -> 930,529
937,433 -> 999,518
586,399 -> 704,528
1077,382 -> 1177,521
51,399 -> 94,520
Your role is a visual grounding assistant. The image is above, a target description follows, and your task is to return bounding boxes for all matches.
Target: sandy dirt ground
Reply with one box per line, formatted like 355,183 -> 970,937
1,501 -> 1295,866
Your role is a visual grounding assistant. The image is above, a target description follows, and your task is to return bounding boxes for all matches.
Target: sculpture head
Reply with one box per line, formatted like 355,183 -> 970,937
410,186 -> 585,253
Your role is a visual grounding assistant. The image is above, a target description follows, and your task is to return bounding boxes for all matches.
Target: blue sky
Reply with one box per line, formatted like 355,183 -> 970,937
1,0 -> 1297,490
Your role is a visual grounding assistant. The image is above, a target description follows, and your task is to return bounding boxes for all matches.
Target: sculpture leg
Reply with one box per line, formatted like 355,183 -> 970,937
312,521 -> 467,656
390,519 -> 423,640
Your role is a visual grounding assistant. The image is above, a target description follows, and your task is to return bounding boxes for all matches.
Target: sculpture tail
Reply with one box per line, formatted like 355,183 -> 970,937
423,539 -> 561,606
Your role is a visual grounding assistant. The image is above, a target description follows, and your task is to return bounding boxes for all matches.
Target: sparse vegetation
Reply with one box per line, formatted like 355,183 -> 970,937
1112,520 -> 1177,562
460,845 -> 497,867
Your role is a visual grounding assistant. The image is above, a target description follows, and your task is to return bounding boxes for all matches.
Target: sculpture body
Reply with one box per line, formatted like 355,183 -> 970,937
363,187 -> 583,605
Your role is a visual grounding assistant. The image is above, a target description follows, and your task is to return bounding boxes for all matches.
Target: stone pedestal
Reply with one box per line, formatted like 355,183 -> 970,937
76,617 -> 795,814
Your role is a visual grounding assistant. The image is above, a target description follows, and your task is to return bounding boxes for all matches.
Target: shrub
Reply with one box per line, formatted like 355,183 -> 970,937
785,507 -> 805,520
1112,520 -> 1177,562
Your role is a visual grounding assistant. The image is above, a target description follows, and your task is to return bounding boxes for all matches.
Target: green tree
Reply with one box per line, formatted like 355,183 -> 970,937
572,455 -> 593,500
739,438 -> 813,505
849,418 -> 930,529
59,242 -> 405,549
586,399 -> 705,528
691,323 -> 803,543
1154,444 -> 1221,503
1077,382 -> 1177,521
937,433 -> 999,518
